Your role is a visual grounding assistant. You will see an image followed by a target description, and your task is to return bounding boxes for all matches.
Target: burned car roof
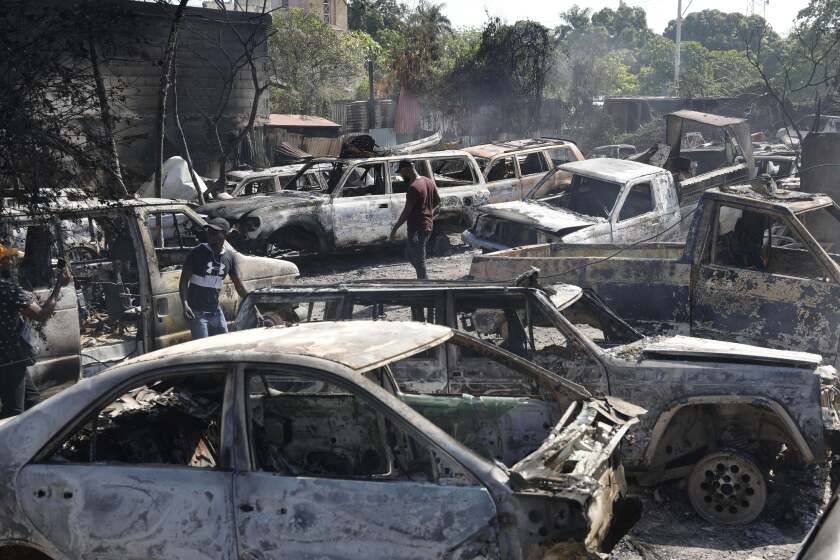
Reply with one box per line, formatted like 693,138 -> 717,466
465,139 -> 576,158
558,158 -> 663,184
122,321 -> 453,373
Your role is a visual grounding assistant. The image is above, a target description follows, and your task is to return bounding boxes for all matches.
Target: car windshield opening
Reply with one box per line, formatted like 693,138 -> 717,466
535,174 -> 621,219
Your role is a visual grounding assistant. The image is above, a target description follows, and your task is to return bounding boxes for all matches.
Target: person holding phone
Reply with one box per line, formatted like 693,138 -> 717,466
0,246 -> 72,418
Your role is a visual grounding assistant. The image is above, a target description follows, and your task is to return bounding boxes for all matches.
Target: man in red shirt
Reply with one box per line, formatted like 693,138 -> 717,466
390,160 -> 440,279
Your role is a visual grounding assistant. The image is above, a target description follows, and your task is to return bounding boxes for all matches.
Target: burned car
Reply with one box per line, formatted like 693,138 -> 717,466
463,159 -> 685,252
464,138 -> 584,204
236,281 -> 840,525
0,198 -> 298,390
470,184 -> 840,368
0,321 -> 638,559
198,150 -> 489,256
223,163 -> 331,197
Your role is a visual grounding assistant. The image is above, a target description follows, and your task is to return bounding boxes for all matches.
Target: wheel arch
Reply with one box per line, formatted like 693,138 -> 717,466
642,395 -> 815,468
265,217 -> 329,253
0,541 -> 58,560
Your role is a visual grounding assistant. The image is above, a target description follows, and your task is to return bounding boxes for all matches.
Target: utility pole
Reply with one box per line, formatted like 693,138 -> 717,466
366,58 -> 375,132
674,0 -> 682,96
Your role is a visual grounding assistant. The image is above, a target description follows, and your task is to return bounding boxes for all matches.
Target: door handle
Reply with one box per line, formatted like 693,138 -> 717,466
378,203 -> 389,208
239,503 -> 254,512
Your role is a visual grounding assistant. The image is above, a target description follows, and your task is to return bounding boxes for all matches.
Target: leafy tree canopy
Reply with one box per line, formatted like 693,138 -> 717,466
663,9 -> 779,52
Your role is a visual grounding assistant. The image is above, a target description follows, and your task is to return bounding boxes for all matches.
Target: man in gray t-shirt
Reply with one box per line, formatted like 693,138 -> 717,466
179,218 -> 248,339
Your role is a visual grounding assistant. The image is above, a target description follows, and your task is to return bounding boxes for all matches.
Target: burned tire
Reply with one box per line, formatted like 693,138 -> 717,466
687,450 -> 767,525
428,232 -> 454,257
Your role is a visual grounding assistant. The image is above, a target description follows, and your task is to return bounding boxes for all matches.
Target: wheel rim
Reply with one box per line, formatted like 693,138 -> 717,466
687,451 -> 767,525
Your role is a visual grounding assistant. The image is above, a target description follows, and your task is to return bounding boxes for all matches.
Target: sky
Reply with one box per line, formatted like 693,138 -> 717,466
423,0 -> 811,36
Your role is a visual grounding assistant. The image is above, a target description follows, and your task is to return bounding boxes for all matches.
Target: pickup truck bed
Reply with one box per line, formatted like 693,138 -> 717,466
470,242 -> 692,335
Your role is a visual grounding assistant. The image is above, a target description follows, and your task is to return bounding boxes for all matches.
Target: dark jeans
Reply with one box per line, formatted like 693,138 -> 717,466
406,230 -> 431,280
0,363 -> 41,419
189,307 -> 228,339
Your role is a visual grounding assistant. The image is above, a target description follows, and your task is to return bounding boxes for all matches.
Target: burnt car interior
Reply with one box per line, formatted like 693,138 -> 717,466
243,287 -> 642,402
485,157 -> 516,182
3,211 -> 210,354
43,372 -> 225,468
711,206 -> 839,280
539,174 -> 621,219
428,157 -> 478,187
245,335 -> 572,481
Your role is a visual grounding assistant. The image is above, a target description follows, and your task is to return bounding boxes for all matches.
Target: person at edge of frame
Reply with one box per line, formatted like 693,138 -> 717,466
0,245 -> 72,418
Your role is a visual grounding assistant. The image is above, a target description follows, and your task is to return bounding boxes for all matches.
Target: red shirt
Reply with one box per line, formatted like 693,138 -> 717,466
405,176 -> 440,234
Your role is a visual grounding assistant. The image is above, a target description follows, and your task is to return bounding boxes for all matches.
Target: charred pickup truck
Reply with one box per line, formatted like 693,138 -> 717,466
463,159 -> 686,251
0,198 -> 298,391
464,110 -> 756,252
470,184 -> 840,368
0,321 -> 638,559
235,280 -> 839,524
198,150 -> 489,256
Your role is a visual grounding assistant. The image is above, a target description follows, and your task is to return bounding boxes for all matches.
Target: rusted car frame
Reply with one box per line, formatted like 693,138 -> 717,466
0,199 -> 298,390
462,158 -> 685,252
470,186 -> 840,369
464,138 -> 585,204
0,321 -> 638,559
198,150 -> 489,256
235,281 -> 840,524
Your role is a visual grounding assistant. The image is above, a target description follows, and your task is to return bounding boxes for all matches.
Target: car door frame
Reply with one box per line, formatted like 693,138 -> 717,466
689,201 -> 840,361
483,154 -> 522,204
17,363 -> 239,560
610,175 -> 662,244
230,360 -> 502,560
514,149 -> 553,199
330,161 -> 395,247
136,205 -> 241,350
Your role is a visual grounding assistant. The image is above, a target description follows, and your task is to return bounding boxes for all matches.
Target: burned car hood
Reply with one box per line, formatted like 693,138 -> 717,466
478,201 -> 601,235
612,335 -> 823,367
199,191 -> 325,220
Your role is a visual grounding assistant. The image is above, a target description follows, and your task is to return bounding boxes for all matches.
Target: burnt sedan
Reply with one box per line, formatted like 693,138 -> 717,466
0,321 -> 638,560
235,281 -> 840,525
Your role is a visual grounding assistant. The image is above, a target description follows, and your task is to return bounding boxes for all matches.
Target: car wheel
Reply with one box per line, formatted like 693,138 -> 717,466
429,233 -> 453,256
687,450 -> 767,525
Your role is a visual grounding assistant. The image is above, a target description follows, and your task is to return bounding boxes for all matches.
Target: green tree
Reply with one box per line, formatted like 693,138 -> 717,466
449,18 -> 553,130
663,9 -> 778,52
269,9 -> 374,115
347,0 -> 405,42
556,5 -> 592,39
591,4 -> 650,49
381,1 -> 452,98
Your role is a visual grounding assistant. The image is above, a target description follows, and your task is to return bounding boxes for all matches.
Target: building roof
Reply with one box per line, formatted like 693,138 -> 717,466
266,114 -> 340,129
558,158 -> 664,184
124,321 -> 454,373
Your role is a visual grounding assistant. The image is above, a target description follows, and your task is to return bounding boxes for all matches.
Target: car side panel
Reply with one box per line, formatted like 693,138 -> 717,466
17,465 -> 235,560
233,473 -> 498,560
